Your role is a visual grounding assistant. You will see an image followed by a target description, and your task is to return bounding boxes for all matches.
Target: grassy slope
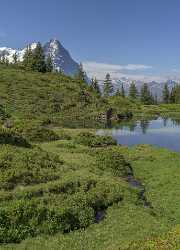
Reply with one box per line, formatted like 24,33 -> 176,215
0,66 -> 105,127
0,67 -> 180,249
1,130 -> 179,250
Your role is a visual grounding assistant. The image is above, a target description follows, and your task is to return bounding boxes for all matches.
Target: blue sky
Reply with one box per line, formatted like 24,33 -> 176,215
1,0 -> 180,81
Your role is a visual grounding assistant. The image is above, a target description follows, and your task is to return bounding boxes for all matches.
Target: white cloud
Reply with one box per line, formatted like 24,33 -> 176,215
83,61 -> 179,82
83,61 -> 152,72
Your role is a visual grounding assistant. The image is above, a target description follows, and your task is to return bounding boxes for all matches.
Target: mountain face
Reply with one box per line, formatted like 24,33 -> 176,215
0,39 -> 80,76
43,39 -> 80,76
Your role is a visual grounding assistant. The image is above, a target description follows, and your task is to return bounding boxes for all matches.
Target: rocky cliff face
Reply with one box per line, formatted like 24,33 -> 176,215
0,39 -> 80,76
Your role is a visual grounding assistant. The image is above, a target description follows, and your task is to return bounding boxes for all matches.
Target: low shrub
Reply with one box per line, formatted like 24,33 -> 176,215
75,132 -> 117,147
0,127 -> 30,147
0,146 -> 63,190
21,125 -> 60,142
96,149 -> 132,177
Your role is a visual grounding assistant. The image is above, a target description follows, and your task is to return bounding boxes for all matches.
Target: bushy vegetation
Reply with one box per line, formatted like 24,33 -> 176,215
0,127 -> 30,147
21,125 -> 60,142
95,149 -> 132,177
0,66 -> 106,127
75,132 -> 117,147
0,142 -> 132,244
0,65 -> 180,249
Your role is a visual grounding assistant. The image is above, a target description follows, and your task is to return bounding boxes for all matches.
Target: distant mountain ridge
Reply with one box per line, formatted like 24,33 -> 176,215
98,77 -> 178,99
0,39 -> 80,76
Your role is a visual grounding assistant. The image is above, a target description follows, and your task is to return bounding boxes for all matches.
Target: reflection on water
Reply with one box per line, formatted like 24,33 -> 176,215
97,117 -> 180,151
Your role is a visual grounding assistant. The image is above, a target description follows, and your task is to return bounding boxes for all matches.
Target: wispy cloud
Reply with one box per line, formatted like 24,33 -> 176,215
83,61 -> 179,82
83,61 -> 152,72
83,61 -> 155,81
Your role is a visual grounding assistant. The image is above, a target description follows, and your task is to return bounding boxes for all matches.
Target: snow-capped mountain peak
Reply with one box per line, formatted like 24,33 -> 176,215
0,39 -> 80,76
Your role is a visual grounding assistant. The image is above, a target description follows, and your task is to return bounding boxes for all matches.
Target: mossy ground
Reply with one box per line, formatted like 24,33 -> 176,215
0,129 -> 179,249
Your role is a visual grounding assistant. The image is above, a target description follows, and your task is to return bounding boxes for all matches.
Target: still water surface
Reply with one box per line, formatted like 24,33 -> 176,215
97,117 -> 180,152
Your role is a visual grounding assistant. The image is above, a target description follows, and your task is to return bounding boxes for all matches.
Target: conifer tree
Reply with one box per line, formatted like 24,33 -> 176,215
13,52 -> 18,64
32,42 -> 46,73
5,58 -> 9,66
121,84 -> 125,97
154,94 -> 158,105
129,81 -> 138,99
162,83 -> 170,104
46,55 -> 53,72
91,77 -> 100,95
77,63 -> 86,81
23,45 -> 34,70
1,54 -> 6,64
115,89 -> 121,96
103,73 -> 113,97
140,83 -> 152,104
169,86 -> 176,103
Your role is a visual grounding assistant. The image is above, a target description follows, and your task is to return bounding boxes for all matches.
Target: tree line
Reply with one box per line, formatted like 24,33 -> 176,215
90,73 -> 157,104
0,42 -> 54,73
90,72 -> 180,105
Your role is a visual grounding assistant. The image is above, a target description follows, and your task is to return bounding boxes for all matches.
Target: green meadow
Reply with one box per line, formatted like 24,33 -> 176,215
0,66 -> 179,249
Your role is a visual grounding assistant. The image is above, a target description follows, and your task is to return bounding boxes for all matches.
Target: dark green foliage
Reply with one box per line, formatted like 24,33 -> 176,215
46,55 -> 53,72
162,83 -> 170,104
21,125 -> 60,142
140,83 -> 154,105
0,127 -> 30,147
129,82 -> 138,100
103,73 -> 113,97
96,150 -> 132,177
75,132 -> 117,147
91,78 -> 101,95
22,45 -> 34,71
12,52 -> 18,64
0,104 -> 9,119
121,84 -> 125,97
0,145 -> 63,190
0,178 -> 123,243
169,86 -> 176,103
75,63 -> 86,82
32,43 -> 46,73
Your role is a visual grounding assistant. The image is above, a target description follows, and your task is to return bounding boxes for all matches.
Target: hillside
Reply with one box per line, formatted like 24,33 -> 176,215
0,66 -> 179,249
0,66 -> 105,127
0,65 -> 138,129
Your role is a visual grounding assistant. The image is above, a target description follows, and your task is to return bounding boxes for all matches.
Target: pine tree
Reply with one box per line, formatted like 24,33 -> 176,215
1,54 -> 6,64
103,73 -> 113,97
91,77 -> 100,95
46,55 -> 53,72
129,81 -> 138,99
140,83 -> 152,104
23,45 -> 34,70
13,52 -> 18,64
5,58 -> 9,66
154,94 -> 158,105
162,83 -> 170,103
76,63 -> 86,81
169,86 -> 176,103
32,42 -> 46,73
121,84 -> 125,97
115,89 -> 121,96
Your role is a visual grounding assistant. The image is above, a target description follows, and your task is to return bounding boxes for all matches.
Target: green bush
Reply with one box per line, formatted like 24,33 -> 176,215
0,127 -> 30,147
0,146 -> 63,190
96,149 -> 132,177
21,125 -> 60,142
0,164 -> 125,243
75,132 -> 117,147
